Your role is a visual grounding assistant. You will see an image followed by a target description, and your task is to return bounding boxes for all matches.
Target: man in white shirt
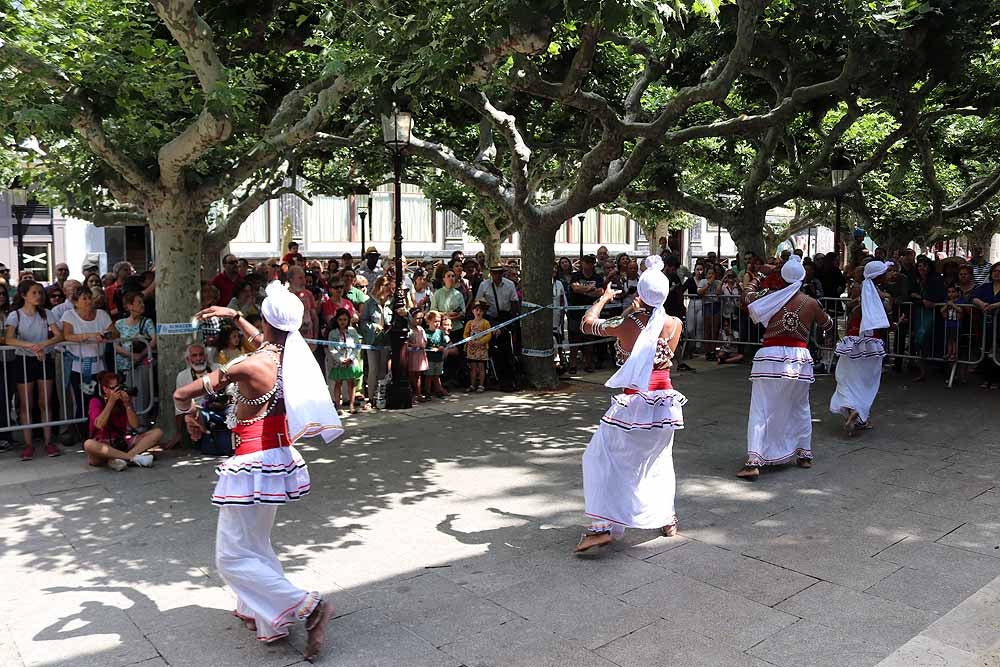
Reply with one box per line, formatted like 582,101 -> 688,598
168,343 -> 218,449
475,265 -> 520,320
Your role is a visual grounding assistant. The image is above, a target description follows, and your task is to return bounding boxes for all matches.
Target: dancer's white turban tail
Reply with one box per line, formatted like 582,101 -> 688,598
606,255 -> 671,391
747,255 -> 806,325
261,280 -> 343,443
860,261 -> 891,335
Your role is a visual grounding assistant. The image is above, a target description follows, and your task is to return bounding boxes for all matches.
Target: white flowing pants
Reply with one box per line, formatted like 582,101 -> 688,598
216,505 -> 320,642
746,378 -> 813,466
830,336 -> 885,423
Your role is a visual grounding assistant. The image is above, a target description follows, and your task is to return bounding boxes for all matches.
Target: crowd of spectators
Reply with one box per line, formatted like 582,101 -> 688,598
1,229 -> 998,464
638,231 -> 1000,389
194,243 -> 524,421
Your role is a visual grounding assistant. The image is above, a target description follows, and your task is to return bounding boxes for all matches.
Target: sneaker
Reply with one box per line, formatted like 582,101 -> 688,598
132,453 -> 154,468
108,458 -> 128,472
476,386 -> 485,393
20,445 -> 34,461
45,443 -> 61,458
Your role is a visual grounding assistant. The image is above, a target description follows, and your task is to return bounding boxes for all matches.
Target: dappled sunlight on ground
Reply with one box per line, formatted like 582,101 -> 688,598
0,366 -> 997,665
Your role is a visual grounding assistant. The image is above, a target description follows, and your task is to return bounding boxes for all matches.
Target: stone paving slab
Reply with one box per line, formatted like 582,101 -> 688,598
0,362 -> 997,666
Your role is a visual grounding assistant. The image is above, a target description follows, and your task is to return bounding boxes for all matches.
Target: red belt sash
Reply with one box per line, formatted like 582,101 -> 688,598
624,369 -> 673,394
762,336 -> 808,349
233,414 -> 291,456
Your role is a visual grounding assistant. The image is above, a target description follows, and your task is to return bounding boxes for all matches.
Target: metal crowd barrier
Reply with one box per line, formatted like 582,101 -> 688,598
0,336 -> 156,437
672,293 -> 989,387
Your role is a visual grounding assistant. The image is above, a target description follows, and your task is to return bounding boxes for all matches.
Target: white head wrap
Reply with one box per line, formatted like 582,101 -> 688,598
261,280 -> 343,443
860,261 -> 891,335
605,256 -> 672,390
747,255 -> 806,325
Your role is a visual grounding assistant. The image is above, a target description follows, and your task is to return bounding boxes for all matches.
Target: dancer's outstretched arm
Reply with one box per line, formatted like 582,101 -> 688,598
581,283 -> 625,337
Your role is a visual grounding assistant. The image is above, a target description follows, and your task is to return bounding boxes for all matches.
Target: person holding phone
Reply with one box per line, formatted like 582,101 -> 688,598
61,285 -> 117,421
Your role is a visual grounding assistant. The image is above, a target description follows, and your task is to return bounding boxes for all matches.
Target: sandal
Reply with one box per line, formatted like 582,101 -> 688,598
574,530 -> 612,553
736,465 -> 760,481
660,523 -> 678,538
797,457 -> 813,468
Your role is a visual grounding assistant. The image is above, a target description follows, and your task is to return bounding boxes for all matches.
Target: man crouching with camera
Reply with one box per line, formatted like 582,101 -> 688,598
82,371 -> 163,471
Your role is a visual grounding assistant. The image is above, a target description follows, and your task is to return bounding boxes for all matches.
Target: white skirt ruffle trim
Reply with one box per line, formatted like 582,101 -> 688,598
749,345 -> 814,383
600,389 -> 687,432
211,446 -> 311,507
834,335 -> 886,359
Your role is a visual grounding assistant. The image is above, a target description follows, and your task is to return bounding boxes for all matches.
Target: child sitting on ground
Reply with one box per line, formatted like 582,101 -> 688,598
463,300 -> 492,393
716,318 -> 744,365
424,310 -> 450,397
407,310 -> 430,401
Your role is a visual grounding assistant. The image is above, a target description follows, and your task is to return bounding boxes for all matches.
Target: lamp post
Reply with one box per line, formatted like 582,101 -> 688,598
578,214 -> 586,260
8,179 -> 29,277
382,108 -> 413,410
830,153 -> 853,264
356,189 -> 369,261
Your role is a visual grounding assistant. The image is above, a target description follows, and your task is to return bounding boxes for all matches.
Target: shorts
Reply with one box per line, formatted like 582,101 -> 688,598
425,360 -> 444,376
11,355 -> 56,385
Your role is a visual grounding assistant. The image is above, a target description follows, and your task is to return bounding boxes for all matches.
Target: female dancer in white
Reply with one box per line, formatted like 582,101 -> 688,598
830,260 -> 892,435
575,256 -> 686,552
174,281 -> 342,659
739,256 -> 833,480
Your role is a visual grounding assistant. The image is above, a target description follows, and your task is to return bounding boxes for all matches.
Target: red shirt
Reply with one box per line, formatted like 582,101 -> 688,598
89,397 -> 128,443
211,272 -> 240,306
320,296 -> 356,324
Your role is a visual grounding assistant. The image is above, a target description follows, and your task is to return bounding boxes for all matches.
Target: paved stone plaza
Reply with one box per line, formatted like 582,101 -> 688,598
0,362 -> 997,666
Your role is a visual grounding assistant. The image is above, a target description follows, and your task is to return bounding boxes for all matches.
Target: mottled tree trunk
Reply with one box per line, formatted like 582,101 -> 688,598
518,222 -> 559,389
482,233 -> 503,269
149,212 -> 205,438
727,210 -> 767,259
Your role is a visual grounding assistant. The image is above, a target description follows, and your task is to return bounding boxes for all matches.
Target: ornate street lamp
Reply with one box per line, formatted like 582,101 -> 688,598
381,107 -> 413,410
355,186 -> 370,261
577,214 -> 586,260
8,178 -> 30,276
830,152 -> 854,264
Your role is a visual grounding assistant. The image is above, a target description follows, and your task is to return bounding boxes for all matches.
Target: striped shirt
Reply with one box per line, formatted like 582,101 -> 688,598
971,261 -> 991,285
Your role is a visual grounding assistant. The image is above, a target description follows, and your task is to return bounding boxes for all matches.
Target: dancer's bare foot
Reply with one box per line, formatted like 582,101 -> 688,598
660,523 -> 678,537
574,531 -> 612,553
304,600 -> 334,661
843,409 -> 858,437
736,465 -> 759,481
797,457 -> 813,469
233,611 -> 256,632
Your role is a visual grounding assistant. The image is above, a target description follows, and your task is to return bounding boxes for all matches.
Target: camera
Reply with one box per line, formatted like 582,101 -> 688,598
120,385 -> 139,397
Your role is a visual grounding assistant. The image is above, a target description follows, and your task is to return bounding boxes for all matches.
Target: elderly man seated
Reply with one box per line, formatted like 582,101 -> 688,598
166,343 -> 218,449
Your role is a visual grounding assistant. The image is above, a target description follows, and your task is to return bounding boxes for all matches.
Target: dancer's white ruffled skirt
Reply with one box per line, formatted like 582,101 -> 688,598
830,336 -> 885,422
747,346 -> 814,466
583,389 -> 686,529
211,446 -> 311,506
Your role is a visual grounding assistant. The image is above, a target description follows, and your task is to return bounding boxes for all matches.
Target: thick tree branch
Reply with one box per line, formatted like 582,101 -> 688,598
408,135 -> 515,215
151,0 -> 233,190
1,42 -> 158,198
